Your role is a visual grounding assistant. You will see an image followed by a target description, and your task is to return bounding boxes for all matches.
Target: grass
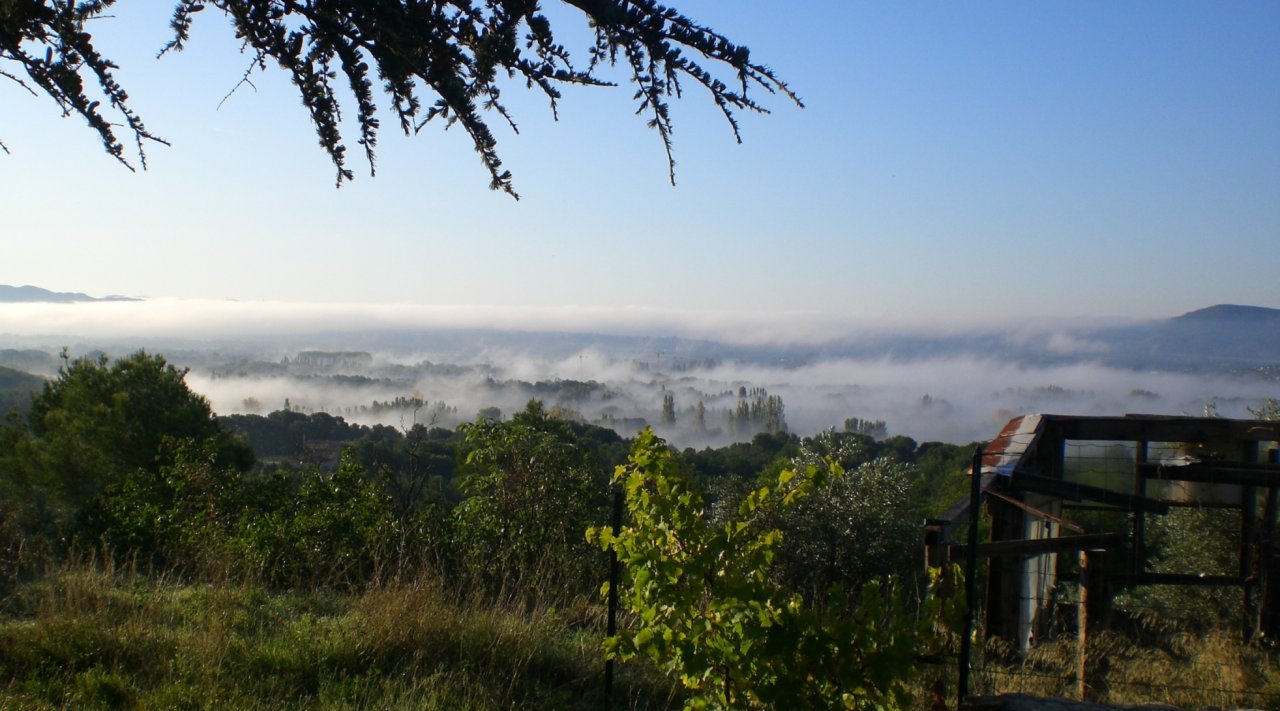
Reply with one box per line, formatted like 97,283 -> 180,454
11,559 -> 1278,709
0,559 -> 676,709
972,630 -> 1280,709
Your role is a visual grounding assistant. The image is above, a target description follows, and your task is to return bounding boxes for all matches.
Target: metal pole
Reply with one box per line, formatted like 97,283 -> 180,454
604,484 -> 623,708
1132,440 -> 1148,576
958,448 -> 983,704
1242,484 -> 1258,642
1077,550 -> 1090,701
1260,449 -> 1279,639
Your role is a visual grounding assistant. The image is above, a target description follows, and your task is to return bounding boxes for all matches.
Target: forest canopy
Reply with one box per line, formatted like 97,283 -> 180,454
0,0 -> 801,194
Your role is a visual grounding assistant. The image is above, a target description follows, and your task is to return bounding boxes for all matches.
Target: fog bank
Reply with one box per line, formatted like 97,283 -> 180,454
184,351 -> 1278,446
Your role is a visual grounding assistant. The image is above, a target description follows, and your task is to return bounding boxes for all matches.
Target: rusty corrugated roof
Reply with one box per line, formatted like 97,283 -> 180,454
981,414 -> 1043,476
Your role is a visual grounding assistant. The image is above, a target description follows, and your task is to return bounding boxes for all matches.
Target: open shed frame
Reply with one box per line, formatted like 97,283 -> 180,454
944,413 -> 1280,700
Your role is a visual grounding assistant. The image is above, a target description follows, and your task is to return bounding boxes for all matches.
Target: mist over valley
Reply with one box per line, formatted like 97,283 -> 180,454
2,296 -> 1277,445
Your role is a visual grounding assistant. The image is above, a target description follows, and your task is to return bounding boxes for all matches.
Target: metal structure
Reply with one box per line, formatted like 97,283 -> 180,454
940,413 -> 1280,700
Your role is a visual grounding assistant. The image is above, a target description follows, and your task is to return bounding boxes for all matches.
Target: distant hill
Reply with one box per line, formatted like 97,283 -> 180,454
0,349 -> 58,375
1175,304 -> 1280,323
0,284 -> 139,303
1086,304 -> 1280,373
0,365 -> 45,416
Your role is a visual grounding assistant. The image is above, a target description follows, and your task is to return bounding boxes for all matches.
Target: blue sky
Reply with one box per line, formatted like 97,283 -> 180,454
2,1 -> 1277,335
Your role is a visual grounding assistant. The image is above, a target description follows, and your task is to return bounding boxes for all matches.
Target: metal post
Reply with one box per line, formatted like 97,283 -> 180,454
1242,484 -> 1258,642
604,485 -> 623,708
1261,448 -> 1280,639
1259,483 -> 1277,638
958,448 -> 983,704
1132,441 -> 1148,576
1242,441 -> 1259,642
1077,550 -> 1090,701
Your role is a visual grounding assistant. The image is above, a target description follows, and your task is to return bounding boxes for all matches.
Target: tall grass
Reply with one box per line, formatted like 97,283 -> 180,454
0,557 -> 676,709
972,630 -> 1280,709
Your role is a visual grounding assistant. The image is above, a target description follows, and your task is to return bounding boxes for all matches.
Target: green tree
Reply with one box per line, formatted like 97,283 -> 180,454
1249,397 -> 1280,422
239,455 -> 402,586
590,429 -> 954,709
78,438 -> 257,572
80,438 -> 411,585
771,431 -> 922,599
1,0 -> 800,193
0,350 -> 252,514
843,416 -> 888,440
453,400 -> 607,591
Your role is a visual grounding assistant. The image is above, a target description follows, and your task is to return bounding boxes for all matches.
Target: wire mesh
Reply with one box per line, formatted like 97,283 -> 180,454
962,437 -> 1280,707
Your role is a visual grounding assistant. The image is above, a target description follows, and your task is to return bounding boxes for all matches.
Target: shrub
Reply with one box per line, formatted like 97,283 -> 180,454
590,429 -> 956,710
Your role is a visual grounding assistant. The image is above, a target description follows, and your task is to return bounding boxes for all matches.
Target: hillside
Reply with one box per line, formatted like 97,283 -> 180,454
0,284 -> 138,303
1090,304 -> 1280,373
1175,304 -> 1280,323
0,365 -> 45,415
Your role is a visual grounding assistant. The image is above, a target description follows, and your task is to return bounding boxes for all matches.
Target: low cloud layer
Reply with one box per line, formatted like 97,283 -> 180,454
4,300 -> 1275,446
0,298 -> 1124,347
187,351 -> 1280,446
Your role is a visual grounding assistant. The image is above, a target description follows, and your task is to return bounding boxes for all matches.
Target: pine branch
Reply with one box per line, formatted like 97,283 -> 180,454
1,0 -> 800,194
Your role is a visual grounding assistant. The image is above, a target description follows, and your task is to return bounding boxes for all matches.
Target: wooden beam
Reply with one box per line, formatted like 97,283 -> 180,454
1109,573 -> 1250,587
1010,472 -> 1170,514
984,489 -> 1085,533
952,532 -> 1124,559
1047,415 -> 1280,443
1138,462 -> 1280,488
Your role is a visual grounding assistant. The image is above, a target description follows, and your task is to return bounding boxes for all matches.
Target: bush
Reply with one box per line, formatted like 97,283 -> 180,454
453,402 -> 608,595
590,429 -> 956,709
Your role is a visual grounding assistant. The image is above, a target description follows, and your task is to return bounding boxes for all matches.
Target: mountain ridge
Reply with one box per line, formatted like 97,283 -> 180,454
0,285 -> 140,303
1175,304 -> 1280,322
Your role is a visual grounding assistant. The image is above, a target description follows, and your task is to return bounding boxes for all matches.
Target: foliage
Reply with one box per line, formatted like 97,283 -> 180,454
77,440 -> 254,572
912,440 -> 979,518
843,417 -> 887,440
222,409 -> 368,460
454,401 -> 608,593
770,432 -> 922,599
1109,400 -> 1279,633
79,439 -> 407,586
348,423 -> 462,518
726,391 -> 787,436
681,430 -> 799,482
0,351 -> 252,516
1249,397 -> 1280,422
661,392 -> 676,426
236,455 -> 405,586
0,364 -> 44,418
590,429 -> 953,710
0,0 -> 166,161
2,0 -> 801,192
1114,506 -> 1243,633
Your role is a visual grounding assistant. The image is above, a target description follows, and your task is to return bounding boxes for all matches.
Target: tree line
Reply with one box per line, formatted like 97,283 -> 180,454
0,350 -> 977,705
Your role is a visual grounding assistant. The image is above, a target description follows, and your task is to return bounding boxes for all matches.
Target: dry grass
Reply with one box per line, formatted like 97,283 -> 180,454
971,630 -> 1280,709
0,559 -> 676,709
